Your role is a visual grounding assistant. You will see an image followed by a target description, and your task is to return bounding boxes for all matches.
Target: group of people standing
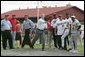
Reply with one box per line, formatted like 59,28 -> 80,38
1,15 -> 22,49
1,13 -> 82,53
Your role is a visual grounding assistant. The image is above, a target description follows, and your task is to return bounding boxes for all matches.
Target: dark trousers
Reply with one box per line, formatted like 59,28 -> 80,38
57,35 -> 62,49
53,35 -> 58,48
53,28 -> 57,48
22,29 -> 32,48
1,30 -> 13,49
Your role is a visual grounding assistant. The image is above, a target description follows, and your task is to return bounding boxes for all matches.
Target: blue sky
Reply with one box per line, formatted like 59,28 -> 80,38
1,1 -> 84,14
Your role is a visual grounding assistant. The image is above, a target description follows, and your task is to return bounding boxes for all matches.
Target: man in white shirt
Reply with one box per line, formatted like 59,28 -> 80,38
54,15 -> 65,49
1,15 -> 13,50
32,15 -> 46,51
61,14 -> 71,50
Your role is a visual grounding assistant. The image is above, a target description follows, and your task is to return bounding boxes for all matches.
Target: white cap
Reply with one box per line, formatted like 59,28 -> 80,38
71,15 -> 75,18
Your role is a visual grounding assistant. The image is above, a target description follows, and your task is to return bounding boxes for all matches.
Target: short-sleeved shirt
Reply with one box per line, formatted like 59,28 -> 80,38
9,18 -> 17,31
63,18 -> 71,29
70,19 -> 81,34
54,19 -> 65,35
1,19 -> 12,31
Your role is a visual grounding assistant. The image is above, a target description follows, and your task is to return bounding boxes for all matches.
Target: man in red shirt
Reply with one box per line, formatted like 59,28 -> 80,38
9,15 -> 17,48
47,15 -> 53,48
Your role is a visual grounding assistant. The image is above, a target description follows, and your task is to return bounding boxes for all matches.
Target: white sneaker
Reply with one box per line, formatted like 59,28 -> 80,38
73,50 -> 79,53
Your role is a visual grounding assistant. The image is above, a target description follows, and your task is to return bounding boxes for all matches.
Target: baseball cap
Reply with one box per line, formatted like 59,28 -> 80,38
71,15 -> 75,18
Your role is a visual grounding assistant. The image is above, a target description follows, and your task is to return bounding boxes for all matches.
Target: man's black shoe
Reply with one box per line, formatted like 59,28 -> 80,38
42,48 -> 45,51
21,46 -> 24,48
3,48 -> 6,50
10,48 -> 15,49
31,46 -> 34,49
55,46 -> 57,48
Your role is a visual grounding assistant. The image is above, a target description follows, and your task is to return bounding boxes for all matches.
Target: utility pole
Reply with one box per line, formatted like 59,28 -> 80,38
37,1 -> 39,22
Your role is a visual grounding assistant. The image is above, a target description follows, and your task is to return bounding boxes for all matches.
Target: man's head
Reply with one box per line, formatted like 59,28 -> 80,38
53,14 -> 57,19
12,15 -> 16,19
66,13 -> 70,19
58,15 -> 62,20
4,15 -> 9,20
48,15 -> 53,21
40,14 -> 44,19
71,15 -> 76,22
24,15 -> 29,20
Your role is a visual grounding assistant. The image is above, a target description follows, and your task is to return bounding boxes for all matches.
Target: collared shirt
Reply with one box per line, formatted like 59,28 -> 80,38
37,18 -> 46,30
1,19 -> 12,31
9,18 -> 17,31
23,19 -> 34,30
54,19 -> 65,35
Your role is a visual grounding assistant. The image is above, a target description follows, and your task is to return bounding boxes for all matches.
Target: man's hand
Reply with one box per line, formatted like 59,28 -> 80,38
1,28 -> 4,31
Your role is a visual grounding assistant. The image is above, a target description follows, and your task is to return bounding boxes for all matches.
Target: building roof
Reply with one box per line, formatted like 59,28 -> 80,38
1,6 -> 84,18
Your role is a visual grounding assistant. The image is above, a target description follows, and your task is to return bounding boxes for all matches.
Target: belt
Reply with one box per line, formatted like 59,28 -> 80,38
5,30 -> 11,31
71,33 -> 76,34
65,28 -> 69,29
25,28 -> 31,30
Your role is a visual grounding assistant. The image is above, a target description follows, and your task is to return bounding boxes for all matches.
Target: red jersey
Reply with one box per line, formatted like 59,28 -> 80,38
47,20 -> 53,32
9,18 -> 17,31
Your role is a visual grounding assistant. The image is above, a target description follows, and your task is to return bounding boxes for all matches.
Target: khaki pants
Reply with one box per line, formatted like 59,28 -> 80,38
11,31 -> 16,48
32,29 -> 45,50
47,31 -> 53,48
